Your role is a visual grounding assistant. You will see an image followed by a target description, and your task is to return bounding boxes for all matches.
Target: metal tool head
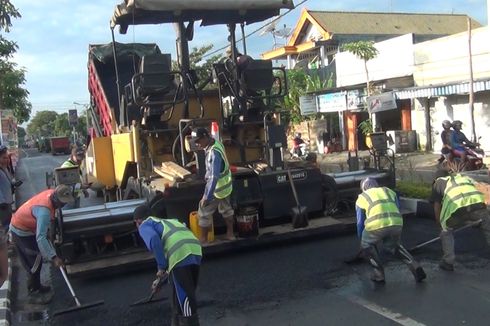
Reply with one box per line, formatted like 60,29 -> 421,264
53,300 -> 105,317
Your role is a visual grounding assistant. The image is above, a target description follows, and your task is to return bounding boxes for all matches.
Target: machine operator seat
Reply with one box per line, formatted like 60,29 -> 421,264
239,59 -> 274,115
134,53 -> 176,104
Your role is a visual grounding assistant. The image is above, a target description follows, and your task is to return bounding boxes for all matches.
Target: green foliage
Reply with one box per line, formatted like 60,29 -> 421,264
396,180 -> 432,200
172,44 -> 221,89
358,118 -> 373,135
342,41 -> 379,62
17,126 -> 25,138
27,110 -> 88,140
0,0 -> 31,124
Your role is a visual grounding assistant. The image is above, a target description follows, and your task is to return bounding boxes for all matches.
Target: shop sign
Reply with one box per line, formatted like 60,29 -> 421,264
317,92 -> 347,113
367,92 -> 397,114
299,95 -> 317,116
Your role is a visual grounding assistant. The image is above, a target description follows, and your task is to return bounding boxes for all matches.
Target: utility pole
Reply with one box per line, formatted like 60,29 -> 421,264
467,17 -> 476,142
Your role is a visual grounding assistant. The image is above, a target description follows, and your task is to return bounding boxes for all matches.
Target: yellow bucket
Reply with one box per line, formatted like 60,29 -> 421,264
189,211 -> 214,242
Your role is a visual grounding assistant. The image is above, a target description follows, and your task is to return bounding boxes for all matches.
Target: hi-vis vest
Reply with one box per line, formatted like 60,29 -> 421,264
356,187 -> 403,231
11,189 -> 56,232
145,217 -> 202,271
439,174 -> 485,228
210,140 -> 232,199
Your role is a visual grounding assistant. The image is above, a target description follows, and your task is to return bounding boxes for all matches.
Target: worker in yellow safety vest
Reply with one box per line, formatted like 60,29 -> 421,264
191,127 -> 235,243
133,204 -> 202,326
61,147 -> 91,209
356,177 -> 426,283
431,169 -> 490,271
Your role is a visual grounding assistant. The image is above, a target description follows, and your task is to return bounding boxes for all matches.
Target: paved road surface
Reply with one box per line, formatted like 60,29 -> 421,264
10,149 -> 490,325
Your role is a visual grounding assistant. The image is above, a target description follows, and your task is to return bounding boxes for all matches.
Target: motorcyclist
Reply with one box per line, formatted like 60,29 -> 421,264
292,133 -> 305,157
438,120 -> 453,163
451,120 -> 476,163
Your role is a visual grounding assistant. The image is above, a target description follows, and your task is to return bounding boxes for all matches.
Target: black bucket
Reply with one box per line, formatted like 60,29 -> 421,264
236,207 -> 259,238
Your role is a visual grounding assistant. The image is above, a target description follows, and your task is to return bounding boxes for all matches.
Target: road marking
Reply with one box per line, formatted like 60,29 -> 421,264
347,295 -> 426,326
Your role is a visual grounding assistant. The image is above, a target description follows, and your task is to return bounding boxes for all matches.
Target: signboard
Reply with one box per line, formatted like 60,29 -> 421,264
0,110 -> 17,146
317,92 -> 347,113
367,92 -> 397,114
299,95 -> 317,116
69,109 -> 78,127
346,90 -> 365,111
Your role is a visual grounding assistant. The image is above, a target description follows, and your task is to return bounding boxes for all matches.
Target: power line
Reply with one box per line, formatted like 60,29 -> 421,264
202,0 -> 309,59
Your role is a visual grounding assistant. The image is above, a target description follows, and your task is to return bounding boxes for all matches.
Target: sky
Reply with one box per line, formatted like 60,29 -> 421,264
5,0 -> 489,121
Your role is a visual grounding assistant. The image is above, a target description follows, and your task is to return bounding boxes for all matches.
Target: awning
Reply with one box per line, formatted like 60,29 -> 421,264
111,0 -> 295,33
395,79 -> 490,99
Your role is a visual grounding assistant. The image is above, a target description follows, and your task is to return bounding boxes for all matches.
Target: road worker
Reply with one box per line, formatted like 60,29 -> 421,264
133,204 -> 202,326
191,127 -> 235,243
0,145 -> 13,287
356,177 -> 426,283
61,147 -> 90,209
10,185 -> 73,304
431,168 -> 490,271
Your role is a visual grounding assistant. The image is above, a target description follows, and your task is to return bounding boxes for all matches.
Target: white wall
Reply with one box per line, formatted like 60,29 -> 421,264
414,26 -> 490,86
336,34 -> 415,87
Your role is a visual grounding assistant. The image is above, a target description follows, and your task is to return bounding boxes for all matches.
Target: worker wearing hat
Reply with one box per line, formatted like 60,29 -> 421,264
431,167 -> 490,271
133,204 -> 202,326
356,177 -> 426,283
10,185 -> 74,304
191,127 -> 235,243
61,146 -> 91,209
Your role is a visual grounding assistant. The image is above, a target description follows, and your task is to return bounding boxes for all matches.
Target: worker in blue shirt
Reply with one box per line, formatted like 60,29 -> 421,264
134,204 -> 202,326
191,127 -> 234,243
355,178 -> 426,283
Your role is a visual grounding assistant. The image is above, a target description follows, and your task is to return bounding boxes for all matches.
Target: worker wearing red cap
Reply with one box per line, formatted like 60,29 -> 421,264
191,127 -> 235,243
356,177 -> 426,283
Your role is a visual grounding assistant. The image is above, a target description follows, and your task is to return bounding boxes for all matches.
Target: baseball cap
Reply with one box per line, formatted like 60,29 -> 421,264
133,204 -> 152,221
191,127 -> 209,140
54,184 -> 75,204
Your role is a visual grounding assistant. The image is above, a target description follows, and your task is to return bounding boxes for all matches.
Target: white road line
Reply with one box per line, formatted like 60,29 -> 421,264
347,295 -> 426,326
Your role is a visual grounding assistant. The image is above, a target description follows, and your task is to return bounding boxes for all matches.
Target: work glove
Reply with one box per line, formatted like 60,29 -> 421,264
151,270 -> 168,293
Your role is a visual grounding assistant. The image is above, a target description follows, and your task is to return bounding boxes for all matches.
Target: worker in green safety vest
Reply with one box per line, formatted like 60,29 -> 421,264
60,147 -> 90,209
356,177 -> 426,283
191,127 -> 235,243
134,204 -> 202,326
431,169 -> 490,271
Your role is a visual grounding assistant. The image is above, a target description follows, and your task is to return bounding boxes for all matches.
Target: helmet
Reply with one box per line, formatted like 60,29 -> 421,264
452,120 -> 463,128
360,177 -> 378,192
442,120 -> 451,129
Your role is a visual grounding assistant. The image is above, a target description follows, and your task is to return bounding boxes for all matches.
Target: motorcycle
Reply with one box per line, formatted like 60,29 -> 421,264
438,141 -> 485,171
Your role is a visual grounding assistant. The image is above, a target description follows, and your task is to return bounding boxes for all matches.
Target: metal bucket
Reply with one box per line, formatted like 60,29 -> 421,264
236,207 -> 259,238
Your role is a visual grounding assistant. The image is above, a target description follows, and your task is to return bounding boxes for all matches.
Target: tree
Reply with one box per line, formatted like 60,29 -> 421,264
342,41 -> 379,96
172,44 -> 222,89
0,0 -> 31,123
27,110 -> 58,138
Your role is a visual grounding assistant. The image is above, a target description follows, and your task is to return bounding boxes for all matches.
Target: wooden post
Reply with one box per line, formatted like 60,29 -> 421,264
468,17 -> 476,142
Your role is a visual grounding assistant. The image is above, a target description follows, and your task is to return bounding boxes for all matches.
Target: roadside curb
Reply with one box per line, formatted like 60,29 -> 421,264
0,257 -> 12,326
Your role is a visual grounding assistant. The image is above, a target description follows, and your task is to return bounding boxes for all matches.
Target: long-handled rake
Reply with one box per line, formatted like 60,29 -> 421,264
53,267 -> 105,316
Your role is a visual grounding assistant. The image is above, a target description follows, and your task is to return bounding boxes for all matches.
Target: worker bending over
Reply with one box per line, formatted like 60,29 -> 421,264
356,178 -> 426,283
431,169 -> 490,271
133,204 -> 202,326
10,185 -> 73,304
192,127 -> 235,243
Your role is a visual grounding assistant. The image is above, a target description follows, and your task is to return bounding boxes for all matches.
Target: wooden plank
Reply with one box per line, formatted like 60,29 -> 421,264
153,166 -> 180,182
162,161 -> 191,179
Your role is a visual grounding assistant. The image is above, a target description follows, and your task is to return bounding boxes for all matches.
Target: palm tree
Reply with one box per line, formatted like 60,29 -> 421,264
342,41 -> 379,96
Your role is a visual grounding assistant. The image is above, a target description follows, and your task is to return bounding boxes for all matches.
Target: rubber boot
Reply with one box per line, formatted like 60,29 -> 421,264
440,230 -> 455,271
177,315 -> 200,326
395,245 -> 426,282
362,246 -> 385,283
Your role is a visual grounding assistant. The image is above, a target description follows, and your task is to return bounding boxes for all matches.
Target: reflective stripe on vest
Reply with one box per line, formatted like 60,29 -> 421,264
439,174 -> 485,228
146,217 -> 202,271
211,141 -> 232,199
11,189 -> 56,232
355,187 -> 403,231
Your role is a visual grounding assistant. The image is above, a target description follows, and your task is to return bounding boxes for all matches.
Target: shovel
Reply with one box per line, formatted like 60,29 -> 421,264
130,275 -> 169,307
287,169 -> 308,229
53,267 -> 104,316
409,219 -> 482,252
